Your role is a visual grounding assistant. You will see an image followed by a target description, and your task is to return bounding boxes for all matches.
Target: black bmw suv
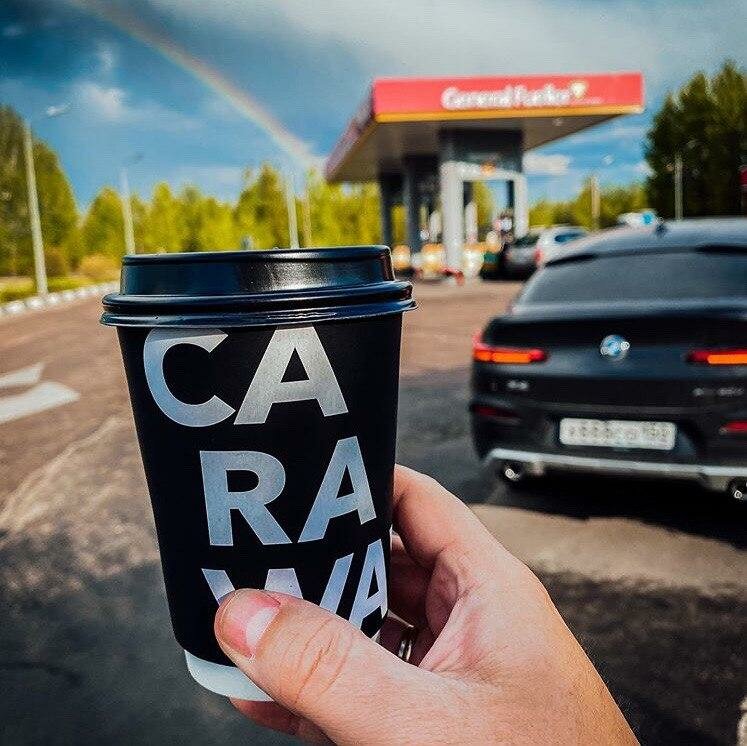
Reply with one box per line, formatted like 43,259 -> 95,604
471,218 -> 747,500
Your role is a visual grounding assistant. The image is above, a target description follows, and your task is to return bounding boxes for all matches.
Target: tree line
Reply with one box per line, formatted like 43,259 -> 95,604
0,60 -> 743,279
530,61 -> 745,227
529,182 -> 648,230
0,103 -> 382,278
645,60 -> 745,218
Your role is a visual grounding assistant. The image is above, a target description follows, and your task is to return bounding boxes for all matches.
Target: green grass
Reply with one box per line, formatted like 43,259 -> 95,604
0,276 -> 98,303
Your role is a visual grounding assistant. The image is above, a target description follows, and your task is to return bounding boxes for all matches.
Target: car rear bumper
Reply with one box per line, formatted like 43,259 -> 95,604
483,446 -> 747,491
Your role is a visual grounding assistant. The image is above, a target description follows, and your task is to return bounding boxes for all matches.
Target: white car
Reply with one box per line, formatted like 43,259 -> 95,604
504,226 -> 588,276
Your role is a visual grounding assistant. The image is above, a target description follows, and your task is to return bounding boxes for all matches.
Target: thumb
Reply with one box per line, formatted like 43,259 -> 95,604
214,589 -> 436,744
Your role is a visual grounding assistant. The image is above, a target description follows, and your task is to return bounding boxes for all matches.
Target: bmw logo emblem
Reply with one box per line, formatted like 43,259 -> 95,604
600,334 -> 630,359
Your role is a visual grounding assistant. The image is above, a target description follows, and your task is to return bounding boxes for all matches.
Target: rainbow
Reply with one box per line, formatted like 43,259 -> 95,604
68,0 -> 317,168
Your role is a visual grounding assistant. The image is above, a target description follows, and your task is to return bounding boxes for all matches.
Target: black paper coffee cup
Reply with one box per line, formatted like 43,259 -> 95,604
102,247 -> 414,699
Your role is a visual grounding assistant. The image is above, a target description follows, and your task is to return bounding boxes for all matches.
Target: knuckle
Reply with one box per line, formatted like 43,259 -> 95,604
277,615 -> 354,710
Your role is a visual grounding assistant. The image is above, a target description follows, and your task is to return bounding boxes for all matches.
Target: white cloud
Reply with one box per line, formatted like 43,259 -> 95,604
634,161 -> 653,177
523,153 -> 571,176
96,42 -> 117,73
564,122 -> 649,148
147,0 -> 745,94
75,81 -> 200,131
77,81 -> 127,121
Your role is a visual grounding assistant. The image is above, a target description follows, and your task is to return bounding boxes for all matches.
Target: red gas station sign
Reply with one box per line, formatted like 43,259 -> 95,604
371,72 -> 644,120
326,71 -> 644,181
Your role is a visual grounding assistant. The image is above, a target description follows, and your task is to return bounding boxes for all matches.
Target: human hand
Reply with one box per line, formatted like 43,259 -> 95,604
214,465 -> 637,744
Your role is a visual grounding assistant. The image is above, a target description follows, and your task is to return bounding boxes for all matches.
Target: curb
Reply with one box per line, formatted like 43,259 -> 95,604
0,282 -> 118,320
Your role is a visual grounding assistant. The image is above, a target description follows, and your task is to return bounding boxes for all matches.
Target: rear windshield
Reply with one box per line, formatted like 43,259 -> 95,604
554,231 -> 585,244
520,250 -> 747,304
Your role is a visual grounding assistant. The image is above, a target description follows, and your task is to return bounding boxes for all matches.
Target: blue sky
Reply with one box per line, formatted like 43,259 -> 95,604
1,0 -> 744,209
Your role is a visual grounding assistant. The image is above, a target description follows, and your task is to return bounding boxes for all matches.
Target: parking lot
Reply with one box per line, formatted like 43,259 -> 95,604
0,281 -> 745,745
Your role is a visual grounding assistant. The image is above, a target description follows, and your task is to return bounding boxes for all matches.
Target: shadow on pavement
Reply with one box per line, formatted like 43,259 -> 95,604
1,532 -> 742,745
492,474 -> 747,551
0,537 -> 293,746
543,572 -> 746,746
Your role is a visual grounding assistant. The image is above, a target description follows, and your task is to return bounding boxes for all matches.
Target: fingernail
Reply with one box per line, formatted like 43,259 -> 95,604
217,590 -> 281,657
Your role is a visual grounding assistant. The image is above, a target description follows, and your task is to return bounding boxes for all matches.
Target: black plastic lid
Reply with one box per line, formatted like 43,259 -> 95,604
101,246 -> 415,327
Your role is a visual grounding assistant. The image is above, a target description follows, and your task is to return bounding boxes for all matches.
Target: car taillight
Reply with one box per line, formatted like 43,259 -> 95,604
720,421 -> 747,435
473,334 -> 547,364
470,403 -> 520,423
687,349 -> 747,365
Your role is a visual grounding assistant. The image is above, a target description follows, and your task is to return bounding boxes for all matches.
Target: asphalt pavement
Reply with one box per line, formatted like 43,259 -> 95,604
0,281 -> 744,745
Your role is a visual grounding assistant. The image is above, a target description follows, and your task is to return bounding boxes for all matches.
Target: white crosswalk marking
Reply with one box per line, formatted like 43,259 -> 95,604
0,364 -> 80,425
0,363 -> 45,388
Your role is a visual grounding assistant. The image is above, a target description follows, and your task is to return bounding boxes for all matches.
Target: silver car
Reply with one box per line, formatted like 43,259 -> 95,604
504,226 -> 587,277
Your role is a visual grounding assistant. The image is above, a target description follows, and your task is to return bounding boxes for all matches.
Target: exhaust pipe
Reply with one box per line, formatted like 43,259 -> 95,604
728,479 -> 747,502
501,462 -> 526,483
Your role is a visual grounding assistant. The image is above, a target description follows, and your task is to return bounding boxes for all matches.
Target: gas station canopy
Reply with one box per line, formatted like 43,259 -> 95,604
325,72 -> 644,267
326,72 -> 643,182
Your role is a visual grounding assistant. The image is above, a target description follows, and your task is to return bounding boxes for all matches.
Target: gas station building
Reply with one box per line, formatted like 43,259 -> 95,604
326,72 -> 644,268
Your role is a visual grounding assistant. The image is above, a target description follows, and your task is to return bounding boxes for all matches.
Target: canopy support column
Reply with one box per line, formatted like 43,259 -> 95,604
440,158 -> 463,269
378,174 -> 400,249
402,158 -> 422,254
513,174 -> 529,238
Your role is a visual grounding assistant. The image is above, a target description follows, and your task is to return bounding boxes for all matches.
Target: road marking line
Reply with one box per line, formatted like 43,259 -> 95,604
0,363 -> 45,389
0,380 -> 80,424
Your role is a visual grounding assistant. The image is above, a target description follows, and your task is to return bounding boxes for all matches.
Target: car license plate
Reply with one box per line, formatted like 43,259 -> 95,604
559,418 -> 676,450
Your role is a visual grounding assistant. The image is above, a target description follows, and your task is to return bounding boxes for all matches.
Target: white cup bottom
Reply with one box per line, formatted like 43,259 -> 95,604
184,629 -> 380,700
184,651 -> 271,701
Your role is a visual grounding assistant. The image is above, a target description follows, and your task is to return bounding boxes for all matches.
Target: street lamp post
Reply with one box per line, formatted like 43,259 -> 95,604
120,153 -> 142,256
301,190 -> 313,247
285,174 -> 300,249
22,104 -> 70,297
22,119 -> 47,296
120,167 -> 136,255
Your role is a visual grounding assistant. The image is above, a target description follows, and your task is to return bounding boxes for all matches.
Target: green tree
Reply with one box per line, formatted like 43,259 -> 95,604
0,105 -> 78,275
305,172 -> 382,247
530,182 -> 646,229
33,141 -> 78,249
569,180 -> 594,228
196,196 -> 238,250
306,175 -> 345,246
179,184 -> 203,252
130,193 -> 148,251
142,182 -> 186,253
473,181 -> 495,235
235,164 -> 289,248
707,61 -> 747,213
645,60 -> 746,217
176,185 -> 238,251
82,187 -> 124,257
83,187 -> 125,257
600,184 -> 647,225
529,199 -> 559,228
